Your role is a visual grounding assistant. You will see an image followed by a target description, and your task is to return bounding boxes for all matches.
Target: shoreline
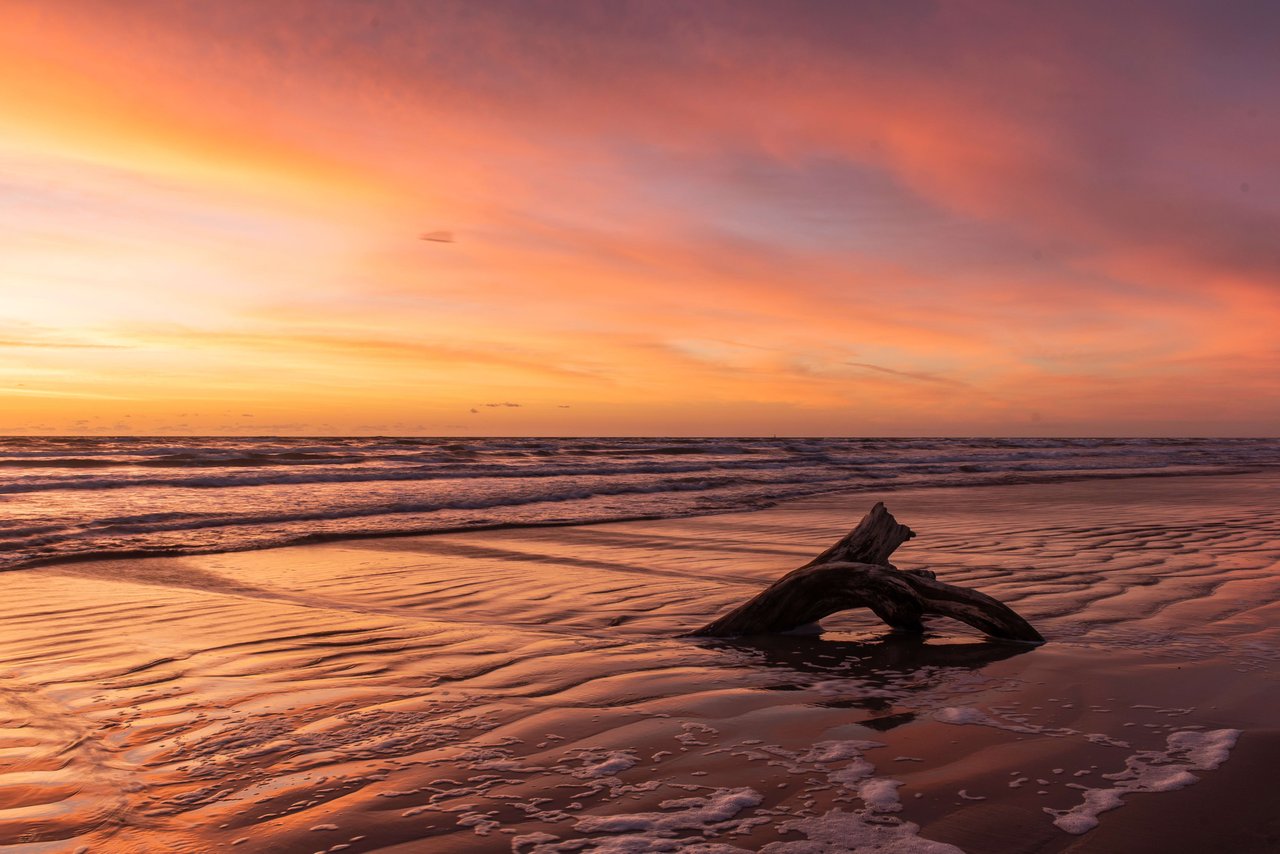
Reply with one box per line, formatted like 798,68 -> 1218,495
1,471 -> 1277,851
4,463 -> 1272,575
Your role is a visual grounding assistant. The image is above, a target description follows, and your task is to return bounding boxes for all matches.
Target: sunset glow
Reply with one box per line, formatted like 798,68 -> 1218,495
3,1 -> 1278,435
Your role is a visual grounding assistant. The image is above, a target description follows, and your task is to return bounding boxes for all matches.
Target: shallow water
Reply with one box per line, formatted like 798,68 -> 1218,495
0,473 -> 1277,851
2,436 -> 1277,570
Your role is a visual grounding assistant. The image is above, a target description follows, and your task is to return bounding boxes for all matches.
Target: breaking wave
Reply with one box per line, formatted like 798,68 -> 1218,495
0,436 -> 1275,570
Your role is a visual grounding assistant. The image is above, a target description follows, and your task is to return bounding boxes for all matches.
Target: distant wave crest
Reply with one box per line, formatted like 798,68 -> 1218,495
0,437 -> 1275,571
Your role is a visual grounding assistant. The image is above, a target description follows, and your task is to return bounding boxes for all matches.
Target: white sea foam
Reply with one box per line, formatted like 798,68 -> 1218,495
799,740 -> 886,764
571,786 -> 763,836
1046,728 -> 1241,834
858,779 -> 904,812
933,706 -> 1040,734
759,809 -> 965,853
4,436 -> 1273,570
574,751 -> 640,779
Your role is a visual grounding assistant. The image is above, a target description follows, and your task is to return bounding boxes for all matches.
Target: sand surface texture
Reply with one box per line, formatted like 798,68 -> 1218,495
1,474 -> 1277,852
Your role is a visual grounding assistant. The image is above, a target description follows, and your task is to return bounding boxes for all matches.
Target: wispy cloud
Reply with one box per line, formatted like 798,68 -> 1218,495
1,2 -> 1277,433
846,362 -> 967,387
0,386 -> 133,399
0,338 -> 123,349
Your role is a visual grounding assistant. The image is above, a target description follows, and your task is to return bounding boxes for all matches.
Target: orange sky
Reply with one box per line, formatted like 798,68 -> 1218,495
2,1 -> 1277,436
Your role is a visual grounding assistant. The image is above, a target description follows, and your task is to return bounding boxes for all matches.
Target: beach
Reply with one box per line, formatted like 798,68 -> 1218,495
9,0 -> 1280,849
1,470 -> 1277,852
7,1 -> 1279,847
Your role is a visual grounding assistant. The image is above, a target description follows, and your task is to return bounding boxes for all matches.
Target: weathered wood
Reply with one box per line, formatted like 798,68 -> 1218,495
799,501 -> 915,568
691,503 -> 1043,643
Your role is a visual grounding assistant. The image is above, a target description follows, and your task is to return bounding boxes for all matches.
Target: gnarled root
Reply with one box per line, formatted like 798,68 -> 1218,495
690,503 -> 1043,643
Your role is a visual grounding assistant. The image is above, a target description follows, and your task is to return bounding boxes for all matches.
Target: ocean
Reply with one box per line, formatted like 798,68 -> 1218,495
1,436 -> 1277,571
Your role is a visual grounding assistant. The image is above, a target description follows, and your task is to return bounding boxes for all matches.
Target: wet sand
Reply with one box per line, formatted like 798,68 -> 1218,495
1,473 -> 1278,852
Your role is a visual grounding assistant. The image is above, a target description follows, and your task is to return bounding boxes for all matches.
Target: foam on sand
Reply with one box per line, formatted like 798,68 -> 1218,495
574,786 -> 764,835
573,750 -> 641,779
528,738 -> 958,852
759,809 -> 965,853
1046,728 -> 1242,834
934,706 -> 1038,733
857,778 -> 905,812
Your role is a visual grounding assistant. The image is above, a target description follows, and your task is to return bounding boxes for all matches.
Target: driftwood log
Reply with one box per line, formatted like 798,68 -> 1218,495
691,503 -> 1043,643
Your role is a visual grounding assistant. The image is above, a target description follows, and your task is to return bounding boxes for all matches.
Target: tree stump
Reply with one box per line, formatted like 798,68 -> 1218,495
690,503 -> 1043,643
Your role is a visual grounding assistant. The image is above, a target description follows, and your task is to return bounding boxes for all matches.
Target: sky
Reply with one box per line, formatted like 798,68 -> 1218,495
1,0 -> 1278,436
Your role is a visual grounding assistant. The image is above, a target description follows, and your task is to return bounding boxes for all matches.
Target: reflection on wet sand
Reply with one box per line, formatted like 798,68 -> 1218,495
0,473 -> 1275,851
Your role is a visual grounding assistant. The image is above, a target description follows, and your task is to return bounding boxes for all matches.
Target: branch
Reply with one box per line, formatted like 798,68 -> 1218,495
690,503 -> 1043,643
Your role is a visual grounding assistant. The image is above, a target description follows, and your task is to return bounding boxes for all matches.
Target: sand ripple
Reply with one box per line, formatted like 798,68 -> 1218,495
0,473 -> 1276,850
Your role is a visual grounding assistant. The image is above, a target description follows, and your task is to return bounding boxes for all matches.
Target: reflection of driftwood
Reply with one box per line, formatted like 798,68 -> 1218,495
691,503 -> 1043,643
700,634 -> 1033,717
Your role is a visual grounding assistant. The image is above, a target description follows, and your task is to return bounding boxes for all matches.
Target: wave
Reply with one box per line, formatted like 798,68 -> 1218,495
0,466 -> 1268,573
1,437 -> 1277,572
2,444 -> 1277,494
0,460 -> 809,493
7,463 -> 1261,573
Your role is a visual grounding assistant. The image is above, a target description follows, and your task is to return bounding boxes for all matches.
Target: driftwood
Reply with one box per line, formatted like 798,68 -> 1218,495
691,503 -> 1043,643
